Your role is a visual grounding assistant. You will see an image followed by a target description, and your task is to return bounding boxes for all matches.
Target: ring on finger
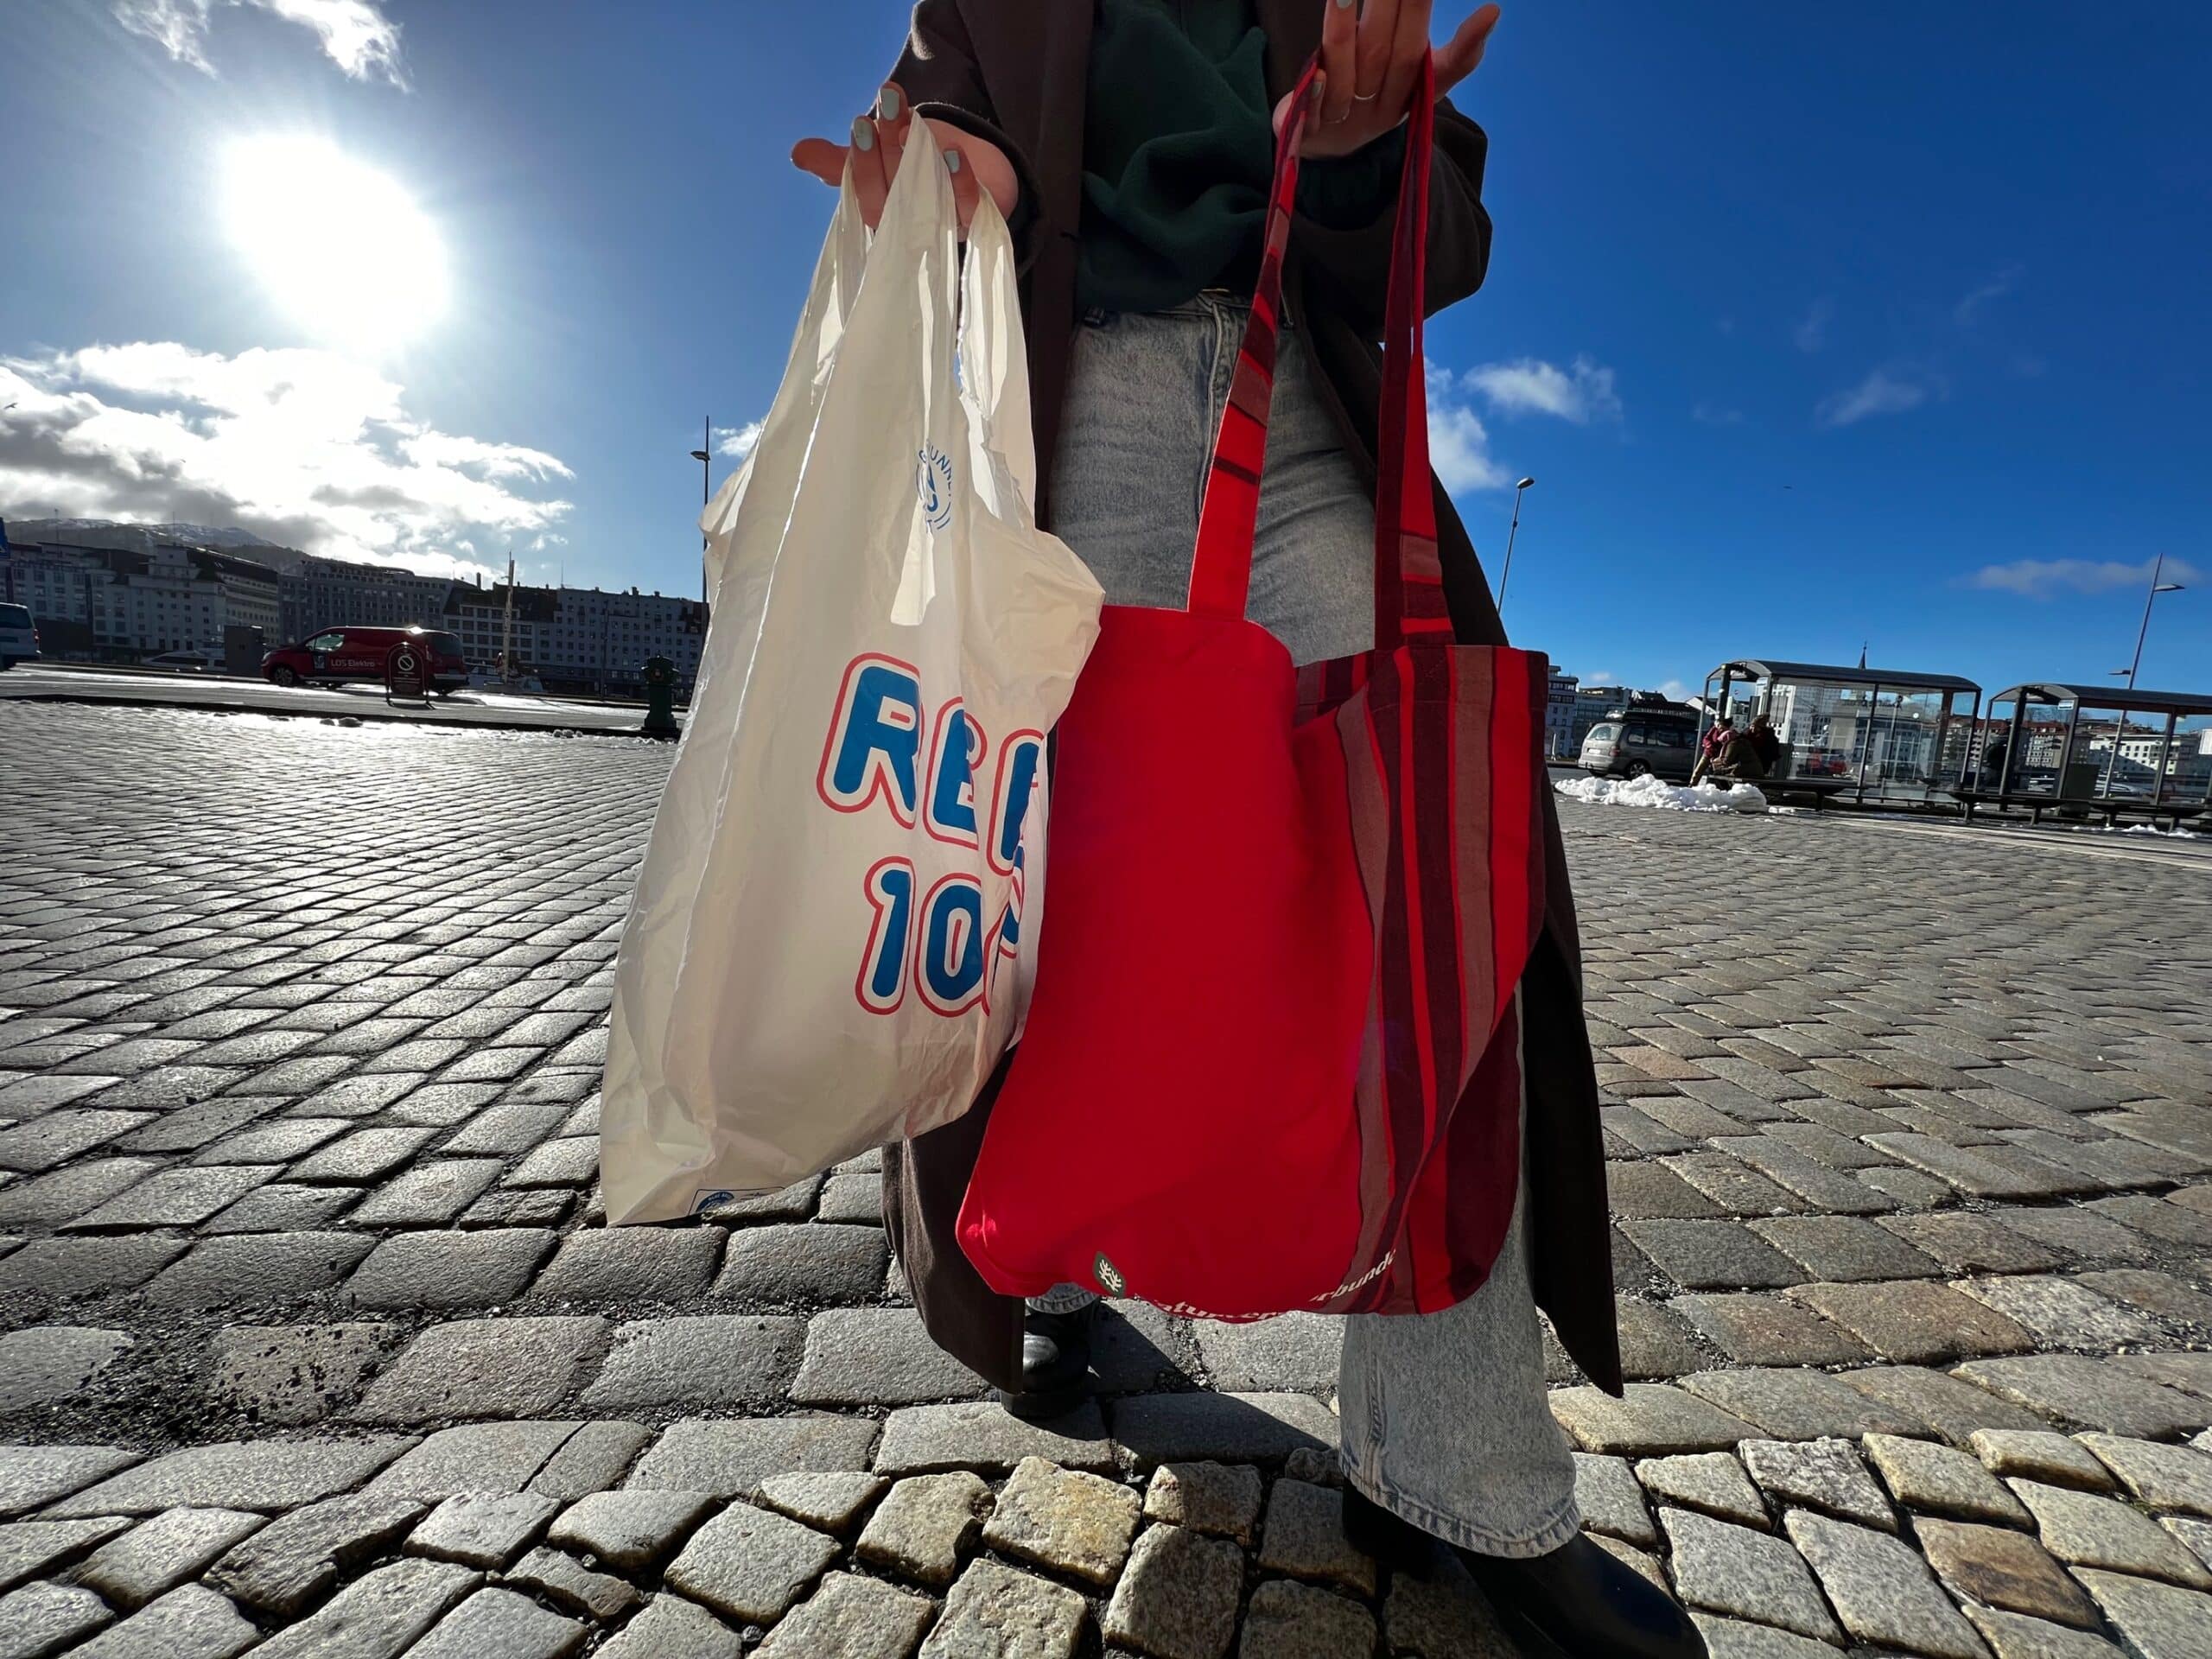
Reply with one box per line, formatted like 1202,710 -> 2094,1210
1351,90 -> 1380,102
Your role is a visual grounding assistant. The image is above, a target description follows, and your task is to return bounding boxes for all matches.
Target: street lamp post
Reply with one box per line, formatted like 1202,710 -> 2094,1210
2098,551 -> 2186,798
689,417 -> 712,607
1496,476 -> 1535,613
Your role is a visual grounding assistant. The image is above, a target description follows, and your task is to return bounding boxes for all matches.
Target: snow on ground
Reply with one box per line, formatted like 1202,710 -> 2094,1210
1554,773 -> 1770,815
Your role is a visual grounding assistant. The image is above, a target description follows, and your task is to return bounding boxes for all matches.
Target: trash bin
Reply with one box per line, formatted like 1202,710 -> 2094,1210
641,655 -> 678,738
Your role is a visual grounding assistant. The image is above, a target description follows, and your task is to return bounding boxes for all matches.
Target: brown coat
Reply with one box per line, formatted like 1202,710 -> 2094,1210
880,0 -> 1622,1396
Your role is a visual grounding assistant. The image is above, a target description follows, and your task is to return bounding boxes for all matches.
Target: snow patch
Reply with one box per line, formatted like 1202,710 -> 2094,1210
1555,774 -> 1770,815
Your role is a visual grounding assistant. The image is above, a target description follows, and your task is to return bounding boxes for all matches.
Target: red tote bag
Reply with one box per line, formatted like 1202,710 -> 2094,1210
958,55 -> 1551,1321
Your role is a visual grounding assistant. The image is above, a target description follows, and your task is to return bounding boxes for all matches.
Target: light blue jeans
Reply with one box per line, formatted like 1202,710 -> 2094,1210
1040,294 -> 1581,1558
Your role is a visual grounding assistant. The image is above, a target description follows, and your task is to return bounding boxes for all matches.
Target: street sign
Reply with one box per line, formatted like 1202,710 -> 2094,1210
385,641 -> 429,706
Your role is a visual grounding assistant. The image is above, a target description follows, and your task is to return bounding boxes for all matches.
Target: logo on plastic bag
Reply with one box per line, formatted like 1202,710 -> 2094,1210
917,445 -> 955,534
1093,1253 -> 1126,1297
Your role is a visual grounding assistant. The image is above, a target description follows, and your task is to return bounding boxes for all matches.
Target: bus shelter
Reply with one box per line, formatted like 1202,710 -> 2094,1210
1970,684 -> 2212,829
1700,660 -> 1982,807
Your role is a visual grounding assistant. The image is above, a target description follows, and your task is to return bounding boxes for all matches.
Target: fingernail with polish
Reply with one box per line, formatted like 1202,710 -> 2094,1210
1335,0 -> 1354,10
851,116 -> 874,152
943,148 -> 962,174
877,85 -> 903,121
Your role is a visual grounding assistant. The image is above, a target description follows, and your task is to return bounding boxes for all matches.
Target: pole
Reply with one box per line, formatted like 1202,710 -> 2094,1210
700,416 -> 712,607
1497,486 -> 1528,609
2125,551 -> 2166,692
501,550 -> 515,686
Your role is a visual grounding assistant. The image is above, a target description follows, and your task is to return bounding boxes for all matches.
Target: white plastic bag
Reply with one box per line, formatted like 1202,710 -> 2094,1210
601,136 -> 1103,1224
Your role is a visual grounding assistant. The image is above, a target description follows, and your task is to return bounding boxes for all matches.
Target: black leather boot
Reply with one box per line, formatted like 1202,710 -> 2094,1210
1344,1486 -> 1707,1659
994,1302 -> 1095,1421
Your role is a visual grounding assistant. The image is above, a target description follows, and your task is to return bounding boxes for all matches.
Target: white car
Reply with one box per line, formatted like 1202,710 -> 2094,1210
0,603 -> 39,669
141,650 -> 213,673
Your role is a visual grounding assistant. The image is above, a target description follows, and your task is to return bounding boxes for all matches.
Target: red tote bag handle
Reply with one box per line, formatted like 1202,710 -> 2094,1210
1187,51 -> 1447,652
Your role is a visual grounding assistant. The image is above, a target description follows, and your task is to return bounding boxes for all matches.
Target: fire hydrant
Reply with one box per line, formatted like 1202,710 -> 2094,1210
641,655 -> 679,739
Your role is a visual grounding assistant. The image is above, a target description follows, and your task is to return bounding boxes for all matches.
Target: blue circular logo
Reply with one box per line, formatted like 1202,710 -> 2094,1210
917,445 -> 955,534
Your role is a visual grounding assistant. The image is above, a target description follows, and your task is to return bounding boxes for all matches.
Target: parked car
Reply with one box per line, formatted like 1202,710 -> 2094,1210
141,650 -> 213,673
0,603 -> 37,670
1797,747 -> 1852,778
262,626 -> 467,693
1579,709 -> 1700,781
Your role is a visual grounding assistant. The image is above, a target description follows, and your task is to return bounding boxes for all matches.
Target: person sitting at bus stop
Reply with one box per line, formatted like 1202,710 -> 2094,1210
1745,713 -> 1782,774
1688,714 -> 1735,785
1707,725 -> 1770,782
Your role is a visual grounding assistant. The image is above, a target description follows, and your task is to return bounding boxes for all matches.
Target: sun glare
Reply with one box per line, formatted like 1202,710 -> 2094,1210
222,135 -> 448,349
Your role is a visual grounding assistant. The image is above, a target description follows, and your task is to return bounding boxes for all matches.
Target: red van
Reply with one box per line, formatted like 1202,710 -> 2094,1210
263,626 -> 467,694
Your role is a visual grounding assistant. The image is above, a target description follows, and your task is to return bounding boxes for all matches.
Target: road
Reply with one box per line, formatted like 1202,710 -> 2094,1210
0,662 -> 671,736
2,699 -> 2210,1656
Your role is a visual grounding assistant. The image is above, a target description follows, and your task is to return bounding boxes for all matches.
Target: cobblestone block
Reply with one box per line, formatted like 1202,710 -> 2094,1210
593,1593 -> 741,1659
1956,1355 -> 2209,1437
405,1587 -> 585,1659
1955,1274 -> 2169,1351
754,1472 -> 887,1535
879,1402 -> 1116,1477
0,1447 -> 140,1519
1659,1507 -> 1840,1645
504,1137 -> 599,1188
0,1234 -> 192,1304
756,1572 -> 935,1659
1670,1293 -> 1872,1368
1620,1220 -> 1804,1290
626,1415 -> 880,1497
0,1581 -> 113,1656
344,1228 -> 556,1310
1878,1212 -> 2064,1276
530,1227 -> 721,1304
248,1555 -> 480,1659
1572,1452 -> 1657,1546
582,1315 -> 804,1412
1961,1605 -> 2123,1659
74,1507 -> 264,1609
696,1176 -> 822,1225
1840,1365 -> 2046,1446
2078,1433 -> 2212,1516
1236,1578 -> 1376,1659
404,1491 -> 558,1569
857,1471 -> 990,1587
1863,1433 -> 2030,1526
1102,1522 -> 1244,1659
1740,1437 -> 1896,1529
1614,1296 -> 1707,1379
2012,1478 -> 2212,1587
546,1491 -> 711,1572
207,1322 -> 398,1427
201,1182 -> 363,1235
526,1420 -> 652,1501
356,1421 -> 575,1504
2075,1269 -> 2212,1328
191,1118 -> 350,1166
663,1503 -> 837,1625
921,1558 -> 1085,1659
0,1109 -> 149,1173
792,1306 -> 989,1407
67,1584 -> 260,1659
1688,1613 -> 1842,1659
1783,1510 -> 1990,1658
1189,1313 -> 1340,1393
207,1495 -> 429,1616
144,1231 -> 374,1309
1638,1452 -> 1768,1529
984,1457 -> 1141,1587
1254,1478 -> 1375,1598
1787,1280 -> 2034,1364
1913,1516 -> 2098,1628
713,1224 -> 888,1306
0,1518 -> 131,1594
1112,1392 -> 1336,1470
1141,1463 -> 1262,1547
1971,1428 -> 2116,1490
2073,1568 -> 2212,1659
344,1160 -> 503,1228
0,1160 -> 162,1229
504,1544 -> 641,1621
1549,1383 -> 1756,1455
0,1325 -> 129,1414
48,1437 -> 412,1519
67,1165 -> 271,1228
353,1316 -> 605,1423
1747,1215 -> 1944,1281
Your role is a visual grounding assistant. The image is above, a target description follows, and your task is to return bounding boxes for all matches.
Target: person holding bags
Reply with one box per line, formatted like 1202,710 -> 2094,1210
796,5 -> 1703,1655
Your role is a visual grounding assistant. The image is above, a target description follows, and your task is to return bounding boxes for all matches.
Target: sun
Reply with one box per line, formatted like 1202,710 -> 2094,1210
222,135 -> 448,348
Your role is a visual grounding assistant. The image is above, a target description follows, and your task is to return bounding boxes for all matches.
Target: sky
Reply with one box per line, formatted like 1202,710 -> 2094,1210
3,0 -> 2206,699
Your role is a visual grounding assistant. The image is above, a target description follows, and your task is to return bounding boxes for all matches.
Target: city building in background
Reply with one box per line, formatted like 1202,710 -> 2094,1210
0,520 -> 706,693
1544,671 -> 1580,760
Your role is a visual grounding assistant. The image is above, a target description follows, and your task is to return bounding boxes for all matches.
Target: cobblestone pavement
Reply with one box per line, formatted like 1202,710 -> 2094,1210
3,700 -> 2210,1659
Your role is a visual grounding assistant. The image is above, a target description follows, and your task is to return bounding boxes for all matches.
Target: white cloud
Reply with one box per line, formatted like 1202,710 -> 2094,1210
113,0 -> 404,86
1815,365 -> 1940,429
1955,265 -> 2021,324
1794,296 -> 1834,353
0,341 -> 570,577
1692,402 -> 1745,426
1962,556 -> 2202,599
1465,355 -> 1623,423
1582,670 -> 1618,687
1658,679 -> 1695,702
715,421 -> 764,460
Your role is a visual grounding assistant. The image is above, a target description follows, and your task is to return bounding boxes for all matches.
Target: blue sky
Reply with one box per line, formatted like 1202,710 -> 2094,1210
3,0 -> 2205,698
